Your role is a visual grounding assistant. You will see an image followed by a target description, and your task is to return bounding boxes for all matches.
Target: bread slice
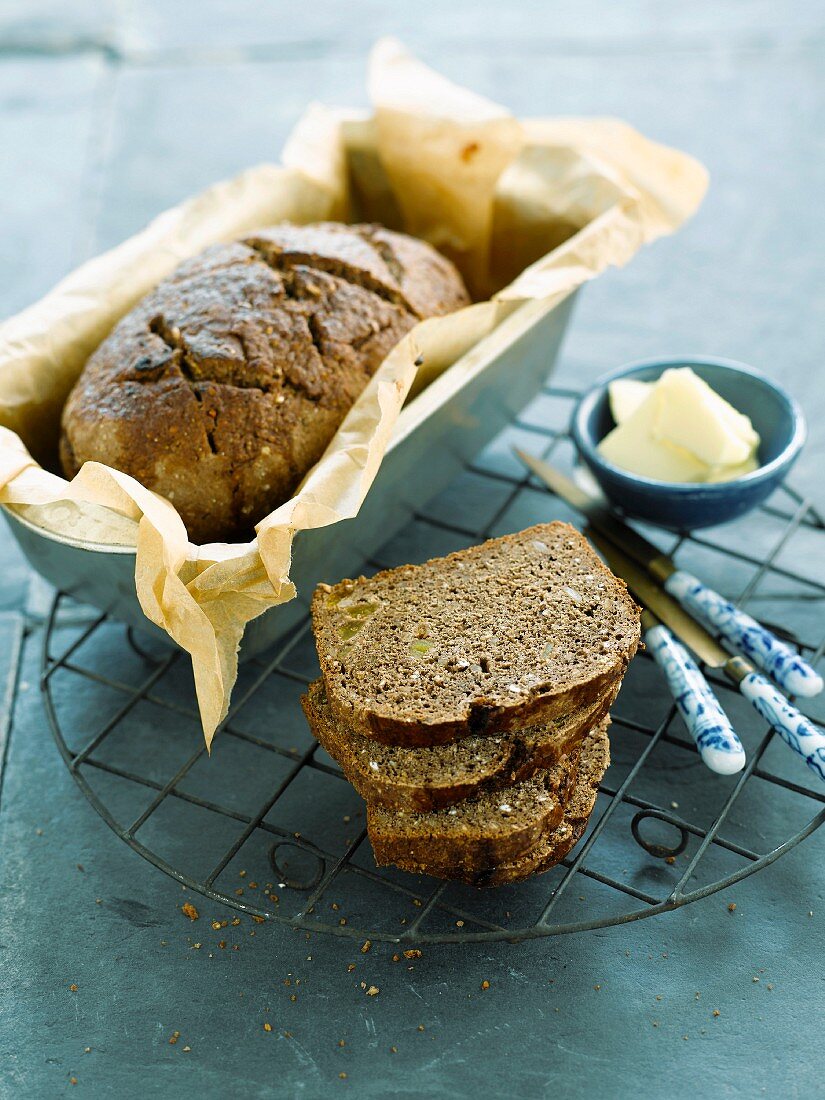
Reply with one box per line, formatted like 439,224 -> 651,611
471,719 -> 610,886
312,522 -> 640,746
302,676 -> 619,811
366,726 -> 601,879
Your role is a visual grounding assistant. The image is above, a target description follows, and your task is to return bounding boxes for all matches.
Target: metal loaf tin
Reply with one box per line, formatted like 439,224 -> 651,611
3,293 -> 577,660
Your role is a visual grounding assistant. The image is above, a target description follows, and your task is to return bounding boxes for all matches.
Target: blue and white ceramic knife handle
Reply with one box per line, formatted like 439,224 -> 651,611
646,624 -> 746,776
739,672 -> 825,782
664,570 -> 824,699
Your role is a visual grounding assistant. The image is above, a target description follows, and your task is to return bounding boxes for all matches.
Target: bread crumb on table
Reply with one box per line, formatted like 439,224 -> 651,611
181,902 -> 199,921
480,980 -> 490,991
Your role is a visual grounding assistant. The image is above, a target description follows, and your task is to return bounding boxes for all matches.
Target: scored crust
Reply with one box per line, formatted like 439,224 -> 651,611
60,222 -> 469,543
312,522 -> 640,746
302,675 -> 620,811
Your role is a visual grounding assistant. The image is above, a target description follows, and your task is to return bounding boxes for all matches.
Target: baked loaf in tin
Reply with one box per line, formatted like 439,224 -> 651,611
60,222 -> 470,543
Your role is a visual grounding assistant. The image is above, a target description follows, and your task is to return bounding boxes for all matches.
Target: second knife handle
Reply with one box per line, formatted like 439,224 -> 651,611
646,624 -> 745,775
665,569 -> 824,699
739,672 -> 825,782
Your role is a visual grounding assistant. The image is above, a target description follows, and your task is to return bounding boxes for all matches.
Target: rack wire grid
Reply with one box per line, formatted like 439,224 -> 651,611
40,383 -> 825,945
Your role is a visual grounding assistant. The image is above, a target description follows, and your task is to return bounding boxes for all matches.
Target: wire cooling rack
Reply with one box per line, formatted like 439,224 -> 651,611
40,385 -> 825,944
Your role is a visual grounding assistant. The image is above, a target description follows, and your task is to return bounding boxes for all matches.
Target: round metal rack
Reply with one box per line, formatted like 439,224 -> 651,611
41,386 -> 825,944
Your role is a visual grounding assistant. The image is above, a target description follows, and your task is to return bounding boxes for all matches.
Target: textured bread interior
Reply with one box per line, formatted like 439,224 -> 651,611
367,742 -> 585,874
303,675 -> 618,811
312,522 -> 640,742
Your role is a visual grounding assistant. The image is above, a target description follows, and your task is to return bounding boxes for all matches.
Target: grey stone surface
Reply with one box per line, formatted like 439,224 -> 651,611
0,55 -> 106,315
1,4 -> 825,1098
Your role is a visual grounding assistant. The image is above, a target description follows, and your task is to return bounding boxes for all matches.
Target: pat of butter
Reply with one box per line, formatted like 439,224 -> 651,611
653,368 -> 758,466
705,455 -> 759,482
599,367 -> 760,483
608,378 -> 651,424
598,385 -> 710,481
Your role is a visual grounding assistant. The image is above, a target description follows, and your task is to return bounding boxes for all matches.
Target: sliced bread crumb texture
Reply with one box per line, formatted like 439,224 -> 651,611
312,522 -> 640,745
302,676 -> 619,811
471,719 -> 610,887
366,735 -> 590,879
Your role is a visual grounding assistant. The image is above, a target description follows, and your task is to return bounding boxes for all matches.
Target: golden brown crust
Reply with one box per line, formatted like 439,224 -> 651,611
60,223 -> 469,543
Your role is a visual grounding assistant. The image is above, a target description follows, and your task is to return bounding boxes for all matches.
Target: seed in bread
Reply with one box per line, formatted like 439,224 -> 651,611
311,522 -> 640,746
59,223 -> 470,543
302,675 -> 619,811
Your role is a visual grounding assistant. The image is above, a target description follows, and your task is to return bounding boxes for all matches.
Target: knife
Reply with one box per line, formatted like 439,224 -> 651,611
589,528 -> 825,783
515,449 -> 823,699
639,609 -> 746,775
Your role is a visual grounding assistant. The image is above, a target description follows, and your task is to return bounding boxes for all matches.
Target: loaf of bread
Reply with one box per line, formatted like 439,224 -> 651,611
59,223 -> 470,543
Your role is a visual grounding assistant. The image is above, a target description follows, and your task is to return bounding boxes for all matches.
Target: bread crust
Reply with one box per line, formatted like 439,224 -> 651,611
367,747 -> 583,875
375,719 -> 610,886
60,223 -> 469,543
474,721 -> 609,886
302,676 -> 619,811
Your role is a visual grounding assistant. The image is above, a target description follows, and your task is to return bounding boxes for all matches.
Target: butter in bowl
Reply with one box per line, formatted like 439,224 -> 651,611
571,356 -> 806,529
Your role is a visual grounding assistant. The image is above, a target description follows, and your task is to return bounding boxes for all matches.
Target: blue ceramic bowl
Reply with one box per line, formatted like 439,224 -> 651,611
571,356 -> 806,530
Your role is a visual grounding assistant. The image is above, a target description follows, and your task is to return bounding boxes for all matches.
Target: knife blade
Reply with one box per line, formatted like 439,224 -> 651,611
586,528 -> 731,670
515,448 -> 823,698
589,527 -> 825,782
515,449 -> 674,581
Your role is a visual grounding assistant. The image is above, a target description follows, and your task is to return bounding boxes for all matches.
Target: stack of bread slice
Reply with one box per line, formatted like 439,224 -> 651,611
302,522 -> 640,886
